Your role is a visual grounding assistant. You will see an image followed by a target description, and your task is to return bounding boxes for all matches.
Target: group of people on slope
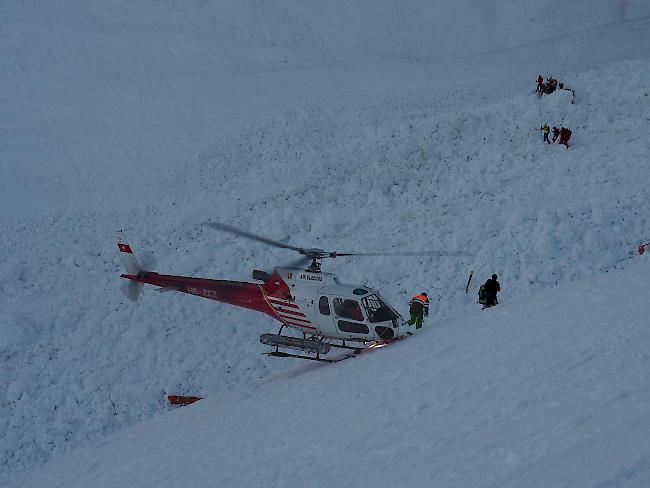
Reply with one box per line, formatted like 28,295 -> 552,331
404,73 -> 583,330
540,123 -> 572,148
537,74 -> 558,95
536,75 -> 574,99
537,73 -> 574,148
407,274 -> 500,331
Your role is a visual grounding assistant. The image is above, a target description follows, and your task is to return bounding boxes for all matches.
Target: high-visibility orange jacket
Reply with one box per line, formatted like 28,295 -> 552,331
409,294 -> 429,315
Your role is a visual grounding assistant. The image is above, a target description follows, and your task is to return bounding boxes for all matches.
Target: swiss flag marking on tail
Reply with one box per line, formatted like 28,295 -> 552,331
118,243 -> 133,254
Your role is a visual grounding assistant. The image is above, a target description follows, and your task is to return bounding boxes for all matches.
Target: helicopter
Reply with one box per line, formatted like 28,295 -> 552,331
117,222 -> 452,362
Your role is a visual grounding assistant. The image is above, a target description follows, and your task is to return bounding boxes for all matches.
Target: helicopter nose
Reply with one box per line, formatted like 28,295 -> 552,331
393,319 -> 410,338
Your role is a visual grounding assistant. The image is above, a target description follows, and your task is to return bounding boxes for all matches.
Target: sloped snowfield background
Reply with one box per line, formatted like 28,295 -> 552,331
1,0 -> 650,483
2,59 -> 648,482
8,244 -> 650,488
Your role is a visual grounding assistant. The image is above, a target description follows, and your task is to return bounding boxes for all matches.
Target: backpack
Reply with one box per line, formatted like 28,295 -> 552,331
477,285 -> 487,305
409,300 -> 422,314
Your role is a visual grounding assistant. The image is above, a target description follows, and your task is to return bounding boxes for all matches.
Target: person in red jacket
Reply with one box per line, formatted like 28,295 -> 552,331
559,127 -> 572,148
552,126 -> 560,143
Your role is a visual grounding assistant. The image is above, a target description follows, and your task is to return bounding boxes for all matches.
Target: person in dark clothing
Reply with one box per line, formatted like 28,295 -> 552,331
552,126 -> 560,143
483,274 -> 500,308
546,77 -> 558,94
536,75 -> 544,93
407,292 -> 429,329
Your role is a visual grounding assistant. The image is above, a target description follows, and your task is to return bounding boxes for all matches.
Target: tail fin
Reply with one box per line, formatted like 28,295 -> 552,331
117,232 -> 141,276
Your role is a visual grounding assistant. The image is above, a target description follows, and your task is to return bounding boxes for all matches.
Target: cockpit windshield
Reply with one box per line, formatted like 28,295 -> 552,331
361,294 -> 399,323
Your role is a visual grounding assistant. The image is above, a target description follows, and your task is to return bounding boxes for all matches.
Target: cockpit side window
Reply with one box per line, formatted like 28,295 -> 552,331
362,294 -> 399,323
332,298 -> 364,322
318,296 -> 330,315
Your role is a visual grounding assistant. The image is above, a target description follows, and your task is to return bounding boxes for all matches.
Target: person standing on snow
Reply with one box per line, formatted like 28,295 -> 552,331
559,127 -> 572,148
536,75 -> 544,93
552,126 -> 560,143
482,274 -> 500,308
540,123 -> 551,144
407,292 -> 429,329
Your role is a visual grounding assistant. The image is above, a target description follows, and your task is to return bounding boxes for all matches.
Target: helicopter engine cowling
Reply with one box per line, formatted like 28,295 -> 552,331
252,269 -> 270,282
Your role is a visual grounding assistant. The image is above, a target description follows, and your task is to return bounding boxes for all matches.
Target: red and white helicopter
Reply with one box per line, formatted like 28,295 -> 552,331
118,223 -> 446,362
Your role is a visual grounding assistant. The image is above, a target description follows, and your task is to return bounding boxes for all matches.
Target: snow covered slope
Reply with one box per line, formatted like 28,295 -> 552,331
9,256 -> 650,488
2,1 -> 650,222
2,0 -> 650,484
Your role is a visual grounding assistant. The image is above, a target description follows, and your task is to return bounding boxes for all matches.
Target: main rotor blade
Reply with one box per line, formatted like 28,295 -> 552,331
333,250 -> 474,257
204,222 -> 307,254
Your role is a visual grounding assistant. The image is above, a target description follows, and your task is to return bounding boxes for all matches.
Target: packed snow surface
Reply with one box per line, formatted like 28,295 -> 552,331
2,0 -> 650,485
9,258 -> 650,488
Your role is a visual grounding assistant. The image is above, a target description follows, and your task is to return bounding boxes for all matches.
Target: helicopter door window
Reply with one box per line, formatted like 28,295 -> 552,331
361,294 -> 399,323
318,296 -> 330,315
332,298 -> 364,322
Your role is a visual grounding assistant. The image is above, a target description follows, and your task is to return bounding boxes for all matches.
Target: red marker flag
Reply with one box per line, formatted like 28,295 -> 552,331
168,395 -> 202,406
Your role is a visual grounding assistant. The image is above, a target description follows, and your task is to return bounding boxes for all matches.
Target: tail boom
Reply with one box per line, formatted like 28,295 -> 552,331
121,272 -> 279,319
117,234 -> 292,322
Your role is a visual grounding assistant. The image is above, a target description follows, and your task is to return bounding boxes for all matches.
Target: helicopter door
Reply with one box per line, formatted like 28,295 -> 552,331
331,297 -> 369,337
317,296 -> 336,336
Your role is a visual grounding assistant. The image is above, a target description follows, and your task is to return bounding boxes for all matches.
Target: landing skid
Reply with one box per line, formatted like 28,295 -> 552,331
261,326 -> 366,362
266,350 -> 343,363
329,342 -> 365,353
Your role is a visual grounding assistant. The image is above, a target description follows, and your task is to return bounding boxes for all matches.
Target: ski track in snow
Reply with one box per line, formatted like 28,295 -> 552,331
1,0 -> 650,484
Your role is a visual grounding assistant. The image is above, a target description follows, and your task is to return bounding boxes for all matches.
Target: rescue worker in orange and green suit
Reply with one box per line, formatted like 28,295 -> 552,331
407,292 -> 429,329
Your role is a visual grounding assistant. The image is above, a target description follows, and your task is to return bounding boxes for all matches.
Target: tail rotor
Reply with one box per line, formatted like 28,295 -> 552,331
117,232 -> 155,301
125,280 -> 144,301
